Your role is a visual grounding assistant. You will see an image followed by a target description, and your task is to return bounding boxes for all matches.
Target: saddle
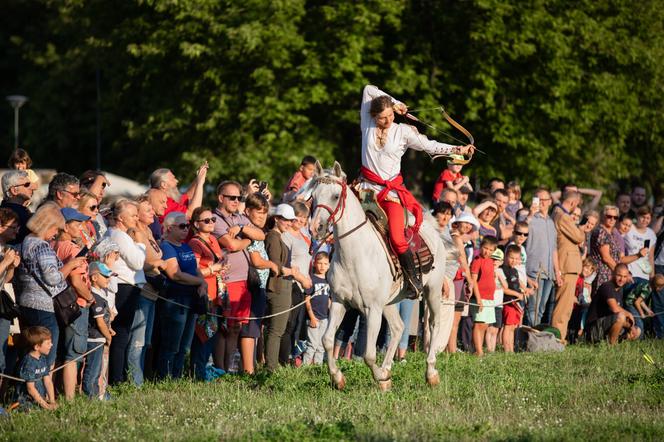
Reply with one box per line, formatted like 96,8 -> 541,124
354,185 -> 434,281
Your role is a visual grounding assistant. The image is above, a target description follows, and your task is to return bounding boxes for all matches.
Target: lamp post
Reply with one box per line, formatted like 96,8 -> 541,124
6,95 -> 28,149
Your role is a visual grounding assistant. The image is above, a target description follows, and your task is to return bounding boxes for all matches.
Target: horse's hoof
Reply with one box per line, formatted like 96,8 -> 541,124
426,372 -> 440,387
378,379 -> 392,391
334,374 -> 346,390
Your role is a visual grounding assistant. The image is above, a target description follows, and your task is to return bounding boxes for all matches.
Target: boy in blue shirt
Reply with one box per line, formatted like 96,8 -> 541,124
82,262 -> 115,399
18,326 -> 57,410
303,252 -> 331,365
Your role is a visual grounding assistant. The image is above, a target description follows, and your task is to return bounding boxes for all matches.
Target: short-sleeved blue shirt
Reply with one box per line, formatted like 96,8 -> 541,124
18,353 -> 49,405
161,241 -> 199,294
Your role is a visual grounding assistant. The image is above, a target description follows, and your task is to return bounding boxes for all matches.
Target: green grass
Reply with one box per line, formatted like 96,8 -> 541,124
2,341 -> 663,441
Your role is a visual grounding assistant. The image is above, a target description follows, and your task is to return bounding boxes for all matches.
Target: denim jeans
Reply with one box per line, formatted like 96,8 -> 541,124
82,341 -> 104,398
525,278 -> 555,326
396,299 -> 416,350
109,284 -> 139,385
157,299 -> 196,379
0,318 -> 9,373
190,333 -> 217,380
127,295 -> 156,386
19,306 -> 59,368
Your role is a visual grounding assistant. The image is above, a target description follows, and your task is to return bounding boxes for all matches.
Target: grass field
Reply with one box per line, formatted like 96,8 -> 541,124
2,340 -> 663,441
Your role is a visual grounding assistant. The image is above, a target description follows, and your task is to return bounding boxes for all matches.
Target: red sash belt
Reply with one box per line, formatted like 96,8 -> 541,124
360,166 -> 423,233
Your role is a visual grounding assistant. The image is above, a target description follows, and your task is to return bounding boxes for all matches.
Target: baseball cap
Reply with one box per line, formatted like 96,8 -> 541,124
274,204 -> 296,220
491,249 -> 504,261
61,207 -> 90,222
88,262 -> 116,278
447,154 -> 466,165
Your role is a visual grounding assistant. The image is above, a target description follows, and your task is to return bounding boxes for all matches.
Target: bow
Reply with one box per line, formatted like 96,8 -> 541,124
405,106 -> 482,165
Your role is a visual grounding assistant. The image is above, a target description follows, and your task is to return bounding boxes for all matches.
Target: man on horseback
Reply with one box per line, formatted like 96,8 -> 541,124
359,85 -> 474,299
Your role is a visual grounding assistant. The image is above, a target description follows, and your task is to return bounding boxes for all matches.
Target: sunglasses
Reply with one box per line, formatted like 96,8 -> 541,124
87,205 -> 98,211
196,217 -> 217,224
605,214 -> 619,220
515,231 -> 529,237
101,182 -> 109,189
62,189 -> 81,198
177,223 -> 190,230
11,182 -> 31,189
223,194 -> 245,202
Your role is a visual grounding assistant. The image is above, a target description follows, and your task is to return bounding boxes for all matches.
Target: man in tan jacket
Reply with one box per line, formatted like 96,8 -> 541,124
551,191 -> 586,342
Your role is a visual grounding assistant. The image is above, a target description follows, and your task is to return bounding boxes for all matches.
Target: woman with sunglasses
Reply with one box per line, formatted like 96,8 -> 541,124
78,191 -> 101,247
79,170 -> 111,238
589,205 -> 648,291
188,206 -> 226,379
157,212 -> 207,379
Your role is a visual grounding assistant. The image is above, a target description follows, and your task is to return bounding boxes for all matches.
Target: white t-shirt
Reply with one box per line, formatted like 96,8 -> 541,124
493,267 -> 505,305
624,226 -> 656,279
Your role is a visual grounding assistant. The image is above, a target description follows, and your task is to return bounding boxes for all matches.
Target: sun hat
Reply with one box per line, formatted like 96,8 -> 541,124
450,212 -> 480,232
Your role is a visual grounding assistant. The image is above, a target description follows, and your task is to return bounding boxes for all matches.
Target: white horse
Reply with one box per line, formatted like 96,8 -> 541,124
301,161 -> 446,390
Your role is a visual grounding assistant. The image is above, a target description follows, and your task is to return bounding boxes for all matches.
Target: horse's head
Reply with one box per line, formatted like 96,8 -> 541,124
299,160 -> 347,241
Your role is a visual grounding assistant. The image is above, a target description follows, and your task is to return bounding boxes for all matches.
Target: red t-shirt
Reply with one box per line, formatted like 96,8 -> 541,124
161,194 -> 190,222
432,170 -> 462,202
189,235 -> 223,301
470,256 -> 496,300
284,171 -> 306,194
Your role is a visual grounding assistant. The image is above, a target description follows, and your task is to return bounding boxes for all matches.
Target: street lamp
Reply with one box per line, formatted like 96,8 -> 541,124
6,95 -> 28,149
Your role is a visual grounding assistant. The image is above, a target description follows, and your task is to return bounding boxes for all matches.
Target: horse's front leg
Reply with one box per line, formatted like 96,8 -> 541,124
323,301 -> 347,390
363,307 -> 391,390
424,284 -> 444,387
380,302 -> 403,375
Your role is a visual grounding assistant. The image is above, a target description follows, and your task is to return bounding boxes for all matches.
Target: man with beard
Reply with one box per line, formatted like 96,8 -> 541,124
629,186 -> 648,219
149,163 -> 208,221
0,170 -> 34,245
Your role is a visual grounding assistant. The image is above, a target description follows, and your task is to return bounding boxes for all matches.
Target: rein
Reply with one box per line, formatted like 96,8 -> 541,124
312,177 -> 367,241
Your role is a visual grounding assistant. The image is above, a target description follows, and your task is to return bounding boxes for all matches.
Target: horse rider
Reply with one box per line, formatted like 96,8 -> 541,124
359,85 -> 474,299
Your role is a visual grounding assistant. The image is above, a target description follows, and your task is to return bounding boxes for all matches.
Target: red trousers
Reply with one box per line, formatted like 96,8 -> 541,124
379,200 -> 409,254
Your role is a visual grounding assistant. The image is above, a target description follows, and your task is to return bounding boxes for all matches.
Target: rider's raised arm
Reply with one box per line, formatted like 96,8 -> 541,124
360,85 -> 403,129
403,127 -> 458,157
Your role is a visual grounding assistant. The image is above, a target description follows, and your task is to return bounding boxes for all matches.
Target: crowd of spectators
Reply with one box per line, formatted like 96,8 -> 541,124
0,147 -> 662,411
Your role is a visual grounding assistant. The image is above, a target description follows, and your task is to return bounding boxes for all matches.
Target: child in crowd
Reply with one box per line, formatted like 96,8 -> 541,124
505,181 -> 523,222
82,262 -> 115,400
575,258 -> 597,338
303,252 -> 331,365
17,326 -> 57,410
623,274 -> 663,337
485,248 -> 506,353
501,245 -> 532,352
432,156 -> 471,203
470,236 -> 498,356
282,155 -> 317,202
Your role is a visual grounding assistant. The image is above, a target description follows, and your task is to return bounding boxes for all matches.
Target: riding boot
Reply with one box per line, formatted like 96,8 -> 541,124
398,250 -> 424,300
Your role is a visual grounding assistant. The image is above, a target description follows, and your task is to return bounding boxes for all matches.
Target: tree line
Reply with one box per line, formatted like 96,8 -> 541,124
1,0 -> 662,199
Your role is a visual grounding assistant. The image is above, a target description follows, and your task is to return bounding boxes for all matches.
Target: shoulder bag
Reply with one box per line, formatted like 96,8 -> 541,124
215,213 -> 262,294
25,257 -> 80,326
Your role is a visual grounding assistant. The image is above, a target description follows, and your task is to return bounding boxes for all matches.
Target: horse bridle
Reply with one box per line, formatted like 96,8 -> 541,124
311,178 -> 367,241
